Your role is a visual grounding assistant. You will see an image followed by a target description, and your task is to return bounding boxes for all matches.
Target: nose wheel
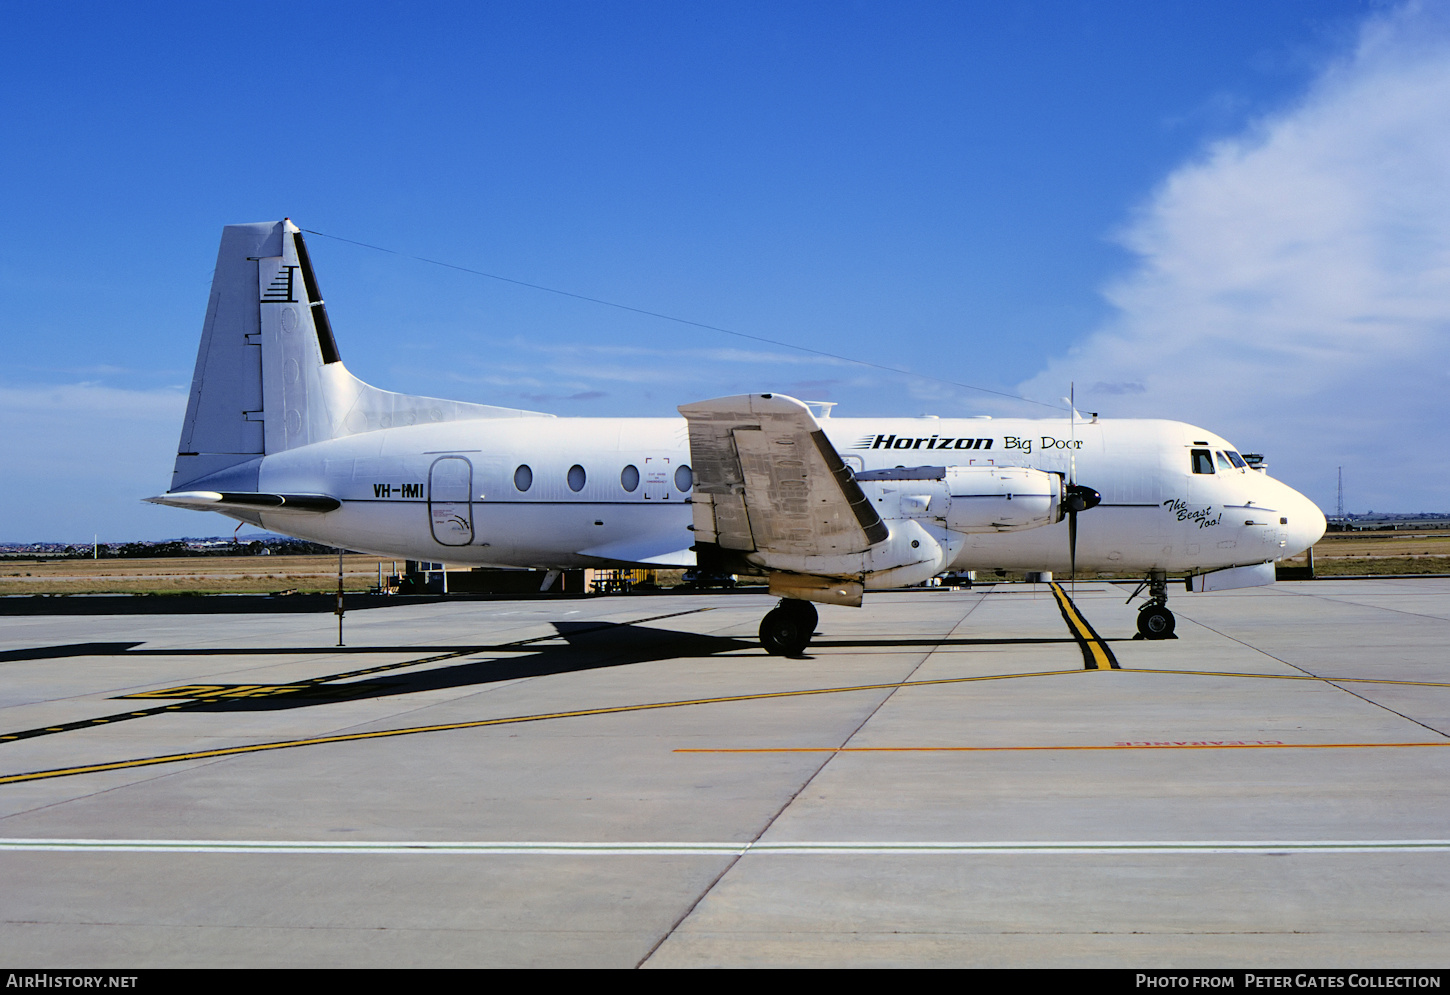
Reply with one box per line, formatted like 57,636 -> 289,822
759,598 -> 819,656
1132,570 -> 1178,640
1136,603 -> 1176,639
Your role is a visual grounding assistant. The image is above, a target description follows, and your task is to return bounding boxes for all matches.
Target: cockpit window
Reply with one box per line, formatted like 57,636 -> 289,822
1225,451 -> 1247,469
1191,449 -> 1215,474
1216,451 -> 1233,470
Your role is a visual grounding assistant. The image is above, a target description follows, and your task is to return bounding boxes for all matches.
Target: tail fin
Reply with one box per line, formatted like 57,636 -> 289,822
171,220 -> 549,492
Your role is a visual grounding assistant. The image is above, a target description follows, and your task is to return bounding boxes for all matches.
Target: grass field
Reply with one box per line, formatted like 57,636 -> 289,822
1278,531 -> 1450,575
3,532 -> 1446,596
0,555 -> 401,596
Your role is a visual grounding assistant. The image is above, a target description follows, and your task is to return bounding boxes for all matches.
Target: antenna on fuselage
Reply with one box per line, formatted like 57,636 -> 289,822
1069,384 -> 1077,595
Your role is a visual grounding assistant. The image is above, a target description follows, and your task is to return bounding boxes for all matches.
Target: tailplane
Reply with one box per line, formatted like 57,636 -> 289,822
172,220 -> 548,491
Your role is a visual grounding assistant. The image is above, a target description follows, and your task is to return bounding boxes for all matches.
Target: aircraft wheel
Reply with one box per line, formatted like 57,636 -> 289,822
778,598 -> 818,635
760,607 -> 812,656
1137,604 -> 1176,640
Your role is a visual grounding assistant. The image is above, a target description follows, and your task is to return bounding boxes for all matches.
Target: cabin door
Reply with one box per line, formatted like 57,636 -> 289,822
429,456 -> 474,546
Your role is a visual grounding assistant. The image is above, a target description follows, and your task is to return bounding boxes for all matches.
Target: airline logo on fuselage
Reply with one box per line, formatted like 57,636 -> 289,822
852,434 -> 1086,454
854,434 -> 993,451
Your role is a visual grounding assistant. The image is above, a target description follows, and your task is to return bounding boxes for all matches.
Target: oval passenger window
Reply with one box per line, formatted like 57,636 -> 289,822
675,464 -> 693,492
514,465 -> 533,492
568,464 -> 587,492
621,464 -> 640,492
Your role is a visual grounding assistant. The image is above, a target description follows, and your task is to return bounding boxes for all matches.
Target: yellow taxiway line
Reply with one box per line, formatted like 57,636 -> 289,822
1050,582 -> 1120,669
0,669 -> 1088,785
6,664 -> 1446,786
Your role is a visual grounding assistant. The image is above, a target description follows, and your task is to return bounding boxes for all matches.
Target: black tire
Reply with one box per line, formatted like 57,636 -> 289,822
1137,604 -> 1176,640
778,598 -> 818,635
760,607 -> 812,656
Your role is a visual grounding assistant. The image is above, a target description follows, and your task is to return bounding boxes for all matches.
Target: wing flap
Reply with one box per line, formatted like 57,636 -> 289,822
679,394 -> 886,558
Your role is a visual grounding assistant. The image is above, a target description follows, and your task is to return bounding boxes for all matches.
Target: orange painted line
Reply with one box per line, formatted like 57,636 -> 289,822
1125,669 -> 1450,688
675,741 -> 1450,753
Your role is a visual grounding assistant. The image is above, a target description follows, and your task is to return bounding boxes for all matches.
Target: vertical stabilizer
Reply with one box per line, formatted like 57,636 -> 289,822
170,221 -> 552,492
172,221 -> 279,490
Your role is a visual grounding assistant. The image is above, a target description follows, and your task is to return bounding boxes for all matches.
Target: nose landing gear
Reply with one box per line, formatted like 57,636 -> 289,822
759,598 -> 819,656
1132,570 -> 1177,640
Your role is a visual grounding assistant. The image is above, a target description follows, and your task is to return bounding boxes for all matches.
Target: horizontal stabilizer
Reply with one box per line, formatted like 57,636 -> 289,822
145,491 -> 340,513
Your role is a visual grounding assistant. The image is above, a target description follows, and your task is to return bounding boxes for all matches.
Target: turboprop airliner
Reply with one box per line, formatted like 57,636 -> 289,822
148,221 -> 1326,655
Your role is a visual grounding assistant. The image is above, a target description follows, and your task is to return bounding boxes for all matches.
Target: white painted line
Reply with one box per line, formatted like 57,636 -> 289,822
2,838 -> 1450,855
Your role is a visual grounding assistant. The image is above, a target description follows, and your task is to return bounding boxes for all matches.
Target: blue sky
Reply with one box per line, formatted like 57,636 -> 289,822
4,0 -> 1445,540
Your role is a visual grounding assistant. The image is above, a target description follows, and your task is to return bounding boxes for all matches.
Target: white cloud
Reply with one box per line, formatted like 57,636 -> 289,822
1021,2 -> 1450,512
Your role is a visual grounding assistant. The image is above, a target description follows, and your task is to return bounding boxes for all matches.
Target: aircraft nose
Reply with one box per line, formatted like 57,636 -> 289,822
1285,488 -> 1327,556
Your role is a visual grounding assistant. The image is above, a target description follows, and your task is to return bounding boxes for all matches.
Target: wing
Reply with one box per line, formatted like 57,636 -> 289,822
577,536 -> 696,567
679,393 -> 887,557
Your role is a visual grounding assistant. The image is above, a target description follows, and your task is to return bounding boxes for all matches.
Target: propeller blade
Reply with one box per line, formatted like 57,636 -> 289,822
1062,481 -> 1097,588
1069,507 -> 1078,582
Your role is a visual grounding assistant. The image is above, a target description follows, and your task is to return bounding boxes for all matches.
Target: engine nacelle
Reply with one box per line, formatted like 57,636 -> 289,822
751,517 -> 965,600
735,465 -> 1075,608
944,465 -> 1063,531
855,465 -> 1065,533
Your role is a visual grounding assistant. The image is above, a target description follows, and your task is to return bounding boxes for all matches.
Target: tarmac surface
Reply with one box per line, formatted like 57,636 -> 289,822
1,579 -> 1448,968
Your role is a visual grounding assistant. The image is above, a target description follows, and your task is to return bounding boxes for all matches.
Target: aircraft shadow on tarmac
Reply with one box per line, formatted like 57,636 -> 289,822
0,642 -> 146,663
176,620 -> 759,711
180,625 -> 1101,711
1,632 -> 1088,667
7,624 -> 1097,718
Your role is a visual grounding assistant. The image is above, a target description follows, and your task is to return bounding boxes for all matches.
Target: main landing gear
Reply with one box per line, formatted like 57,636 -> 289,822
759,598 -> 819,656
1132,570 -> 1177,640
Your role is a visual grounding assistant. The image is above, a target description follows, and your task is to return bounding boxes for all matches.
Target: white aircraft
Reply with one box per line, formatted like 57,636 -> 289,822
149,221 -> 1326,654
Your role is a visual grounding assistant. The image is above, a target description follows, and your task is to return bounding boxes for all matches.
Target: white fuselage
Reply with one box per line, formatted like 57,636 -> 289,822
244,413 -> 1325,576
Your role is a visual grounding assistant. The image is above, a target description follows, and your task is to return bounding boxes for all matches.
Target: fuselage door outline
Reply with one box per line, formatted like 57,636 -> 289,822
428,455 -> 474,546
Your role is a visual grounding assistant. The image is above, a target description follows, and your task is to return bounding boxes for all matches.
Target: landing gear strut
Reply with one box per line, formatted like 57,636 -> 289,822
1133,570 -> 1176,639
759,598 -> 819,656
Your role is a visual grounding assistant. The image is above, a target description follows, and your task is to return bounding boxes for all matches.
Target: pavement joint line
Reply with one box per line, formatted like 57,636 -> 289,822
1183,616 -> 1450,741
0,606 -> 717,746
3,838 -> 1448,855
1273,587 -> 1450,623
635,591 -> 991,968
1049,582 -> 1119,669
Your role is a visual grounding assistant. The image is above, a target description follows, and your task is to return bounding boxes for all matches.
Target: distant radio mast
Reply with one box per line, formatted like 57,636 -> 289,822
1337,467 -> 1345,522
